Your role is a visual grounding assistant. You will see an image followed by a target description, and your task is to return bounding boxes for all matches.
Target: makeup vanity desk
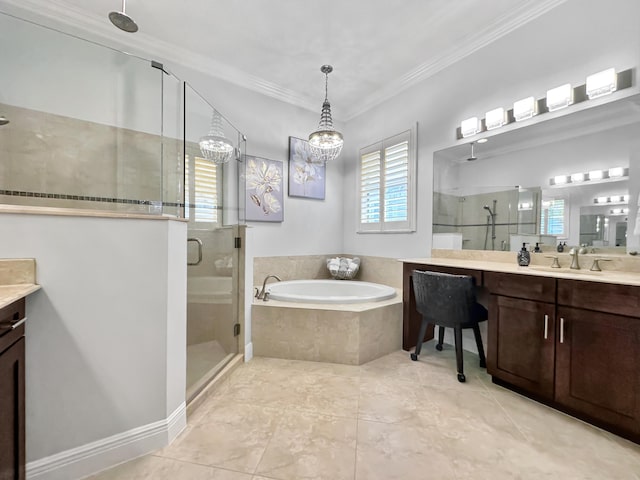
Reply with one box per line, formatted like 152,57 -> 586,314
401,250 -> 640,444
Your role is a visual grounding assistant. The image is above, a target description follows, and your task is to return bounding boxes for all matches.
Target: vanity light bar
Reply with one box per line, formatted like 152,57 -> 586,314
594,194 -> 629,204
609,208 -> 628,215
549,167 -> 628,186
455,68 -> 633,140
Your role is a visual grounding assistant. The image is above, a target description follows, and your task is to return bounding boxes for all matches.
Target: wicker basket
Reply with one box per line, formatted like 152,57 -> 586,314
326,257 -> 360,280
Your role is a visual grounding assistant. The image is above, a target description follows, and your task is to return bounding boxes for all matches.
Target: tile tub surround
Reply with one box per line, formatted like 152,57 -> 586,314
253,254 -> 402,288
89,349 -> 640,480
252,294 -> 402,365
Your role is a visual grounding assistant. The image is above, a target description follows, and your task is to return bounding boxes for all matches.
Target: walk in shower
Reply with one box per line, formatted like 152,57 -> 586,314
0,11 -> 246,402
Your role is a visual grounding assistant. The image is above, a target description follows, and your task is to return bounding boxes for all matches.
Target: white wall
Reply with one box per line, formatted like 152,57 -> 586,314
342,0 -> 640,258
0,212 -> 186,476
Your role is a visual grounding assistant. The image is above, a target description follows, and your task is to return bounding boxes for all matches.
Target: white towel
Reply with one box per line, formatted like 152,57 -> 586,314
635,193 -> 640,236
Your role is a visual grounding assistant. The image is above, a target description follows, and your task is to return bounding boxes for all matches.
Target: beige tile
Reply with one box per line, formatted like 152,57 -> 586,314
255,410 -> 357,480
358,377 -> 432,427
355,420 -> 457,480
249,356 -> 360,378
87,455 -> 252,479
159,403 -> 282,473
290,373 -> 360,418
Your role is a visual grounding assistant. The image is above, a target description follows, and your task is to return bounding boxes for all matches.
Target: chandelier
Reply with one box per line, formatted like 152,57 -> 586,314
308,65 -> 343,163
199,109 -> 234,164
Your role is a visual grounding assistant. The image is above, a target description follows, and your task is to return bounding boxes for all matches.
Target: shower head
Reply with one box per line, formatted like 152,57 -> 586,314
467,142 -> 477,161
0,115 -> 9,126
483,205 -> 495,217
109,0 -> 138,33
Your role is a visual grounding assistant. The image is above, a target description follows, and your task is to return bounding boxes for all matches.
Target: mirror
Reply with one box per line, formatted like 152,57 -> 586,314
433,93 -> 640,254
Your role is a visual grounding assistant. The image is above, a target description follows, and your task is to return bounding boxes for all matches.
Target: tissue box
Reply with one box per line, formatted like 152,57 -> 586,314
326,257 -> 360,280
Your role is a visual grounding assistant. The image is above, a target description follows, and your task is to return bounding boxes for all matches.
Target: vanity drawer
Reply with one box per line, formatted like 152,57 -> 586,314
558,279 -> 640,317
417,265 -> 483,286
485,271 -> 556,303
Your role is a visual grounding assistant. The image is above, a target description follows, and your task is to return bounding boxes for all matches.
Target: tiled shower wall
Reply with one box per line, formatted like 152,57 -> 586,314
433,189 -> 523,250
0,102 -> 183,215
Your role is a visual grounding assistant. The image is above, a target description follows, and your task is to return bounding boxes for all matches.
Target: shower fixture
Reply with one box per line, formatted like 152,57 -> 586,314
467,142 -> 477,161
109,0 -> 138,33
483,200 -> 497,250
0,115 -> 9,126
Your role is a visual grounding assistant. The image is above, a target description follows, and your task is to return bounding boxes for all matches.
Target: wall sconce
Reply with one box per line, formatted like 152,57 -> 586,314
552,175 -> 569,186
586,68 -> 617,99
513,96 -> 537,122
485,107 -> 506,130
518,202 -> 532,210
570,172 -> 585,183
460,117 -> 481,137
609,166 -> 625,177
546,83 -> 573,112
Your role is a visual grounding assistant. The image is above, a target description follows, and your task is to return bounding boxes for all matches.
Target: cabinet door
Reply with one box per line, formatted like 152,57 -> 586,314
0,337 -> 25,480
555,307 -> 640,437
488,295 -> 555,399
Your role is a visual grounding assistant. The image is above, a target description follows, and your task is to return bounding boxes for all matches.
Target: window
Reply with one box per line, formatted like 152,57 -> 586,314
185,155 -> 219,225
540,197 -> 566,237
357,128 -> 416,233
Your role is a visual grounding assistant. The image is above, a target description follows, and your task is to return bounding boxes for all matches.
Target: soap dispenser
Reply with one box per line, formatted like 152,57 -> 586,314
534,243 -> 541,253
557,242 -> 564,253
518,243 -> 530,266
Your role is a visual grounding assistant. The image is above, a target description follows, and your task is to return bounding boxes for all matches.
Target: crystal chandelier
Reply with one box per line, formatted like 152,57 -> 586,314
308,65 -> 343,163
199,109 -> 234,164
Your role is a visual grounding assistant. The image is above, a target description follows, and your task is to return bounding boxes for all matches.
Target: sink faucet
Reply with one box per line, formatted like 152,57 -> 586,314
569,248 -> 580,270
256,275 -> 281,300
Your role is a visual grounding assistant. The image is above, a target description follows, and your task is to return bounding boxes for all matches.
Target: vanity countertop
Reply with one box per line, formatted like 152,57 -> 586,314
0,258 -> 41,309
401,252 -> 640,287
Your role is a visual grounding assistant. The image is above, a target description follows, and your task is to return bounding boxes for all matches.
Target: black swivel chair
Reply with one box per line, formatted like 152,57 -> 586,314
409,270 -> 487,382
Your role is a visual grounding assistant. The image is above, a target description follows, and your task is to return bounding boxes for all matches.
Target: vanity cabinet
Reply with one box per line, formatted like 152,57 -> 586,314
555,280 -> 640,438
485,272 -> 557,400
0,298 -> 26,480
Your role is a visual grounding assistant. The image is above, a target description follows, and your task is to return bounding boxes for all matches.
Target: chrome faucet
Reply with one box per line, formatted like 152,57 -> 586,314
569,248 -> 580,270
256,275 -> 281,300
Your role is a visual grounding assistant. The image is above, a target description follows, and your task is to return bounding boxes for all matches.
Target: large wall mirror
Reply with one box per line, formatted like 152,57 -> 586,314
433,93 -> 640,255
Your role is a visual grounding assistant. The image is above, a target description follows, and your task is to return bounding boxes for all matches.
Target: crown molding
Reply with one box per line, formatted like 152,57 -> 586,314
342,0 -> 569,120
2,0 -> 567,122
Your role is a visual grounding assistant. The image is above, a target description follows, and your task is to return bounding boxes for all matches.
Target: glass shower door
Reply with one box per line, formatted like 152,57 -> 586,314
184,83 -> 244,402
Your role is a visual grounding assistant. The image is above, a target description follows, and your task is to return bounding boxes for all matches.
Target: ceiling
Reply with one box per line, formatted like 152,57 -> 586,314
2,0 -> 567,120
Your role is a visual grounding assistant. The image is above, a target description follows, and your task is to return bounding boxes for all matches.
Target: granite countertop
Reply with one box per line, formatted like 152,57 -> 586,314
401,250 -> 640,287
0,258 -> 41,309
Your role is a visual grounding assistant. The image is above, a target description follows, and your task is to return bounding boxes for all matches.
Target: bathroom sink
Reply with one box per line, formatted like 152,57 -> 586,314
528,265 -> 604,276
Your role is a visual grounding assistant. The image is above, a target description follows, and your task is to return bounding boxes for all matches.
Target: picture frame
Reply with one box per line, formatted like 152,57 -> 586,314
288,136 -> 326,200
244,155 -> 284,222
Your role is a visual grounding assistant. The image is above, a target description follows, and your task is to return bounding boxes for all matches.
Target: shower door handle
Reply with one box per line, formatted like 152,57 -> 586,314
187,237 -> 203,266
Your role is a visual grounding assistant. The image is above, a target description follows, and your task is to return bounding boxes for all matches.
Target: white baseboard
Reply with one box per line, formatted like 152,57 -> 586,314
244,341 -> 253,361
27,402 -> 186,480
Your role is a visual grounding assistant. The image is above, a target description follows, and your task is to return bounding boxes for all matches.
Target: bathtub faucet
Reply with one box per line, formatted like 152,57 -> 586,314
256,275 -> 281,300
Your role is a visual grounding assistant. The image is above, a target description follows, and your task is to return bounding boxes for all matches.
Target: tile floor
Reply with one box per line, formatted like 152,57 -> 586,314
89,343 -> 640,480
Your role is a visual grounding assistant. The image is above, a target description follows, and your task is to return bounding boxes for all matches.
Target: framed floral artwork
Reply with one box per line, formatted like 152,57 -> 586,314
288,136 -> 326,200
245,155 -> 284,222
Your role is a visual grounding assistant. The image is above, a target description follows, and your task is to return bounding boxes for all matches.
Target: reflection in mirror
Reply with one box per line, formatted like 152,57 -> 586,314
433,93 -> 640,254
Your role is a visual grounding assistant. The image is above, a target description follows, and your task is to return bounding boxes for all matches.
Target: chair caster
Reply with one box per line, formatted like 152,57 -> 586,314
410,353 -> 418,361
457,373 -> 466,383
435,343 -> 443,351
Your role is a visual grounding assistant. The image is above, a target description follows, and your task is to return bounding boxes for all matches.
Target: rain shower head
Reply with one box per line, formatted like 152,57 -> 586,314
467,142 -> 477,161
109,0 -> 138,33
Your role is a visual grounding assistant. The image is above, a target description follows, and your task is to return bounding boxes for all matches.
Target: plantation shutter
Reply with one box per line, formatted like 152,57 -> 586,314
185,155 -> 218,223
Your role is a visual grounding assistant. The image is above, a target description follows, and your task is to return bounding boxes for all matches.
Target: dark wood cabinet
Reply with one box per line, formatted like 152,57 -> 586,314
0,298 -> 26,480
555,280 -> 640,439
488,294 -> 556,400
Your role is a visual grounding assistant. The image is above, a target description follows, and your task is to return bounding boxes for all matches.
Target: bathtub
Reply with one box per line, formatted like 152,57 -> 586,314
266,279 -> 396,304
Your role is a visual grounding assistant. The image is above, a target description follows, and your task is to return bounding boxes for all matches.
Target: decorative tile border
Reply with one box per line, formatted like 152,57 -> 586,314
0,189 -> 217,211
